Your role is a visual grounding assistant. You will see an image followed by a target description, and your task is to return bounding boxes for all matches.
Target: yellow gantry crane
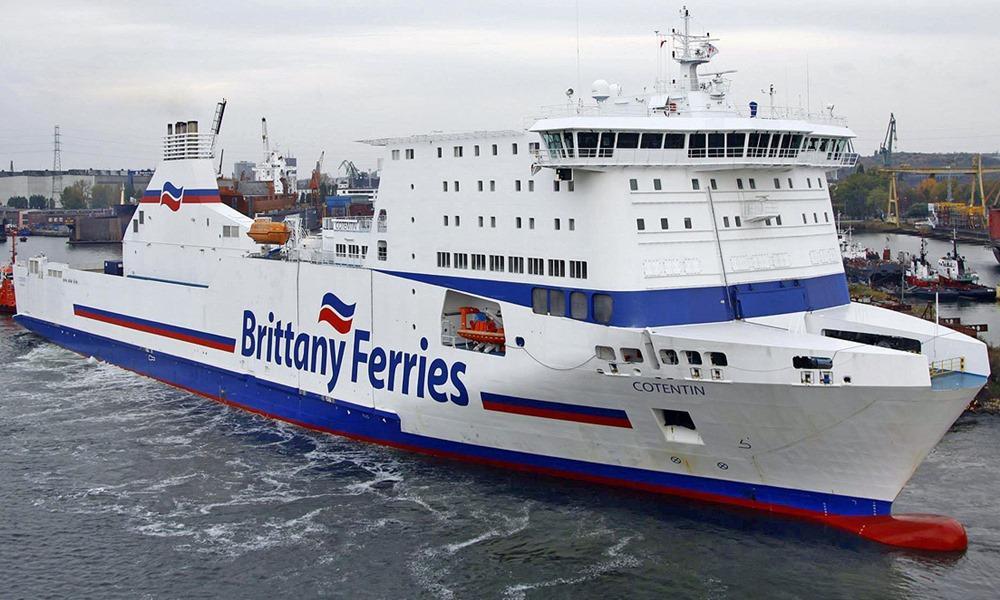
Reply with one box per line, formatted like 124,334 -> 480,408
878,155 -> 1000,226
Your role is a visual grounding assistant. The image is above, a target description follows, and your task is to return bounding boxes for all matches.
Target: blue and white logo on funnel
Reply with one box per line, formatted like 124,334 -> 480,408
159,181 -> 185,211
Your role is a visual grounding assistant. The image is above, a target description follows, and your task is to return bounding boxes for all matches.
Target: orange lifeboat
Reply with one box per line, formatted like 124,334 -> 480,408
0,264 -> 14,314
456,306 -> 505,349
247,219 -> 291,245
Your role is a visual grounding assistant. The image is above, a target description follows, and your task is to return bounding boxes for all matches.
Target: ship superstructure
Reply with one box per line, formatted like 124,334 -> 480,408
13,9 -> 986,551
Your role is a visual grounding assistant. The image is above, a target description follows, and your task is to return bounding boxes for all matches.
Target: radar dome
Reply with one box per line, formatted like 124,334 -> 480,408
591,79 -> 611,102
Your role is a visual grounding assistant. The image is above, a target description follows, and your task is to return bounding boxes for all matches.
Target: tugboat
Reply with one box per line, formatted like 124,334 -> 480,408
904,237 -> 995,301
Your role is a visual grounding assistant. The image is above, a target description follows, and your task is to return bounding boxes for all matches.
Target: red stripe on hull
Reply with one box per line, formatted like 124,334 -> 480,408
73,308 -> 235,352
482,400 -> 633,428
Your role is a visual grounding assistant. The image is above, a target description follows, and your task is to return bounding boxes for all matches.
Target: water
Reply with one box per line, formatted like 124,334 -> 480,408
853,232 -> 1000,345
2,237 -> 999,599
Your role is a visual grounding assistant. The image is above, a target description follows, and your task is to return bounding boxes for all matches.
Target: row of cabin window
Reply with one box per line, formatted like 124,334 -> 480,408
418,141 -> 542,160
533,288 -> 612,323
334,243 -> 368,259
443,215 -> 576,231
436,252 -> 587,279
637,211 -> 830,232
637,217 -> 693,231
596,346 -> 727,367
442,179 -> 574,193
390,149 -> 416,160
541,130 -> 851,160
630,175 -> 824,192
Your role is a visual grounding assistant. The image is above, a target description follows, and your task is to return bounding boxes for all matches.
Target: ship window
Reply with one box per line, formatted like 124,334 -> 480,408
710,178 -> 718,190
516,217 -> 522,229
529,218 -> 535,229
546,290 -> 565,316
776,215 -> 783,225
596,346 -> 616,361
528,180 -> 535,192
636,218 -> 645,231
684,217 -> 692,229
661,218 -> 669,230
821,329 -> 921,353
453,146 -> 463,157
773,178 -> 781,189
569,260 -> 587,279
491,216 -> 496,228
824,212 -> 829,223
792,356 -> 833,369
570,292 -> 588,319
474,145 -> 480,156
688,133 -> 707,158
139,211 -> 144,224
569,218 -> 575,231
489,255 -> 505,271
599,132 -> 615,156
659,349 -> 679,364
454,252 -> 468,268
723,216 -> 730,228
553,180 -> 560,192
818,178 -> 823,189
813,212 -> 818,223
442,181 -> 448,192
455,215 -> 460,226
768,133 -> 782,157
335,243 -> 347,257
529,142 -> 540,152
629,178 -> 638,191
377,240 -> 387,261
548,259 -> 566,277
132,220 -> 138,233
554,218 -> 561,230
593,294 -> 613,324
454,181 -> 460,192
765,218 -> 772,226
509,256 -> 524,273
515,180 -> 522,191
685,351 -> 702,365
437,147 -> 443,158
735,216 -> 742,227
490,180 -> 496,192
707,133 -> 724,157
492,144 -> 498,156
691,179 -> 700,190
709,352 -> 728,366
528,257 -> 543,275
478,180 -> 484,192
616,132 -> 639,148
478,216 -> 484,227
807,178 -> 812,188
749,178 -> 756,190
787,177 -> 794,189
802,213 -> 807,224
737,178 -> 744,190
512,143 -> 518,155
726,133 -> 746,157
621,347 -> 643,363
471,254 -> 486,270
578,132 -> 598,154
664,133 -> 685,149
641,133 -> 663,149
222,225 -> 239,238
532,288 -> 548,314
406,149 -> 414,159
391,149 -> 400,160
436,252 -> 451,268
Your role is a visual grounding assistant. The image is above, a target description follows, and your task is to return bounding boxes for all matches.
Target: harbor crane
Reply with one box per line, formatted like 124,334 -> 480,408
879,155 -> 1000,226
878,113 -> 897,166
309,151 -> 325,202
261,118 -> 270,161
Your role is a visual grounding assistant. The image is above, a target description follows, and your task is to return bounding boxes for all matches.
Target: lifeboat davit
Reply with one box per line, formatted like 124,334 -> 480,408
456,306 -> 505,349
247,219 -> 291,245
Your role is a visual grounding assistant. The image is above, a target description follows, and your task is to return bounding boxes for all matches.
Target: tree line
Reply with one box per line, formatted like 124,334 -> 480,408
7,181 -> 120,210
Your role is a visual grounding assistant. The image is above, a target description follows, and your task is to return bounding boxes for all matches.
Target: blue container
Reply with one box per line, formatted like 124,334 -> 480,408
104,260 -> 124,276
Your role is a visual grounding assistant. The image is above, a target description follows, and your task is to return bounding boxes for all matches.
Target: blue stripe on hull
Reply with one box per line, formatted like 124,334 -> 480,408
378,270 -> 850,328
14,314 -> 891,518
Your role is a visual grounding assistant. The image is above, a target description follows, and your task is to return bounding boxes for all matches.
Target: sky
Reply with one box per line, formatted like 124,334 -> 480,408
2,0 -> 999,174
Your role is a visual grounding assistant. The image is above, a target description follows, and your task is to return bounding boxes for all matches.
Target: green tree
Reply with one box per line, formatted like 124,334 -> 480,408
28,194 -> 48,209
90,184 -> 117,208
906,202 -> 929,218
831,171 -> 890,219
60,181 -> 90,210
6,196 -> 28,209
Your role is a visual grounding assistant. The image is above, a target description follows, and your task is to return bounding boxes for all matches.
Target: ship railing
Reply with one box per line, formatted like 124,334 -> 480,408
529,103 -> 849,126
162,133 -> 216,161
929,356 -> 966,377
535,148 -> 858,169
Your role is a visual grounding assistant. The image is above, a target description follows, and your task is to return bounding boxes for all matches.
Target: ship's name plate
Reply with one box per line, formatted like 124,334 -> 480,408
729,253 -> 792,272
643,258 -> 702,278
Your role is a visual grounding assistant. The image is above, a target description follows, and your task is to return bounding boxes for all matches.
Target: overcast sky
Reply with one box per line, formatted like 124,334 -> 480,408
2,0 -> 999,173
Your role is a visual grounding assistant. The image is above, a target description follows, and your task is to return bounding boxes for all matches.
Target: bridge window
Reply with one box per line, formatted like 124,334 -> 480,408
406,148 -> 414,159
818,178 -> 823,189
616,132 -> 639,149
561,133 -> 574,157
578,132 -> 598,156
593,294 -> 613,324
726,132 -> 746,157
707,133 -> 724,157
478,216 -> 484,227
391,149 -> 400,160
599,132 -> 615,157
688,133 -> 706,158
641,133 -> 663,149
824,212 -> 829,223
802,213 -> 807,224
776,215 -> 783,225
664,133 -> 685,149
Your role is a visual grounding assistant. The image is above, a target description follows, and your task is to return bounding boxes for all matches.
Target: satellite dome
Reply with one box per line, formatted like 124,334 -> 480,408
591,79 -> 611,102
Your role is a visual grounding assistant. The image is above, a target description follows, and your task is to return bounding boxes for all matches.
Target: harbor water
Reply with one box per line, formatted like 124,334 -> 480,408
2,237 -> 999,599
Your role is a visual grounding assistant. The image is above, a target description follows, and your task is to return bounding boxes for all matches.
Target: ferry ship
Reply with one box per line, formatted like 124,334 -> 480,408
13,10 -> 987,551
